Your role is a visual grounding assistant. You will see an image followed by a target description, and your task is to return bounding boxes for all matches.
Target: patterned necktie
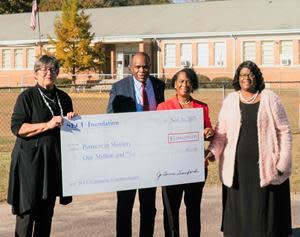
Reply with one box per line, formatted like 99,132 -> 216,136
142,82 -> 149,111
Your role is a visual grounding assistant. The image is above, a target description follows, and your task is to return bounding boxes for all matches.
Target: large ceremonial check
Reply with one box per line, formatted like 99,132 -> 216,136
61,108 -> 204,196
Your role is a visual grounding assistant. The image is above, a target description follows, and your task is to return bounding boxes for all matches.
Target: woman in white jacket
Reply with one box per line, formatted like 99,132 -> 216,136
206,61 -> 292,237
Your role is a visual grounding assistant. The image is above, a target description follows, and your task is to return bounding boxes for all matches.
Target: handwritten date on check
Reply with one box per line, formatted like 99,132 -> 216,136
61,109 -> 204,196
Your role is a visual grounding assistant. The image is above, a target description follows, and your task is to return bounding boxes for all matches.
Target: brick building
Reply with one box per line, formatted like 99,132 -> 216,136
0,0 -> 300,86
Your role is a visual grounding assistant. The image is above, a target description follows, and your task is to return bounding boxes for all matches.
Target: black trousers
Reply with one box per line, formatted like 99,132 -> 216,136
116,187 -> 157,237
15,197 -> 56,237
163,169 -> 207,237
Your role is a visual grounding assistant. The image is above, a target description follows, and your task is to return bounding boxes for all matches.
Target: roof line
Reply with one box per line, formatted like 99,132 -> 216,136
95,29 -> 300,42
0,39 -> 48,47
1,28 -> 300,46
93,29 -> 300,43
124,29 -> 300,40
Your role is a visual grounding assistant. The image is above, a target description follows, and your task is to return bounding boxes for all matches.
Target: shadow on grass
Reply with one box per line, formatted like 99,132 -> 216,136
292,228 -> 300,237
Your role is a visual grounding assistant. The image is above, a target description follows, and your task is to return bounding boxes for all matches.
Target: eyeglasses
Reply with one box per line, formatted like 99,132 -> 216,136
39,67 -> 57,74
239,73 -> 255,79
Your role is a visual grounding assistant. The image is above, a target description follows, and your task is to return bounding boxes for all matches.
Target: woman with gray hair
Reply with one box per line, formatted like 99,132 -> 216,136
7,55 -> 77,237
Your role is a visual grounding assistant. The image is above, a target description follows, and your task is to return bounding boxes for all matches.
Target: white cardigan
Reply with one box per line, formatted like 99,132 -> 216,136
209,89 -> 292,187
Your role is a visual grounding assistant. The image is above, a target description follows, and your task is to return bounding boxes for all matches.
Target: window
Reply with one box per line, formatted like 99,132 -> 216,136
14,49 -> 23,69
2,49 -> 11,69
180,43 -> 192,67
243,41 -> 256,62
124,53 -> 135,68
26,48 -> 35,68
165,44 -> 176,67
197,43 -> 209,67
280,40 -> 293,66
261,41 -> 274,65
214,42 -> 226,66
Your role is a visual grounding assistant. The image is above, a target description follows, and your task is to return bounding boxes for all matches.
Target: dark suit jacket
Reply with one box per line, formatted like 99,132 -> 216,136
107,75 -> 165,113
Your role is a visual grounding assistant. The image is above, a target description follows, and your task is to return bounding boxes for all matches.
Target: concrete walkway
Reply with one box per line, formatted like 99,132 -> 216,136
0,187 -> 299,237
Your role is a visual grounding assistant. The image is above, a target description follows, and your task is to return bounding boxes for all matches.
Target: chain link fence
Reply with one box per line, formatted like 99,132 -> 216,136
0,81 -> 299,153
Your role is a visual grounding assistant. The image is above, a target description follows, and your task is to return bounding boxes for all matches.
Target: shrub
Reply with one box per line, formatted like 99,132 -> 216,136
211,77 -> 233,88
159,77 -> 173,89
197,74 -> 211,88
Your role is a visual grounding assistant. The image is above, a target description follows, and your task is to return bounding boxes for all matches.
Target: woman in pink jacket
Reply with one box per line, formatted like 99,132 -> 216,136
157,68 -> 214,237
206,61 -> 292,237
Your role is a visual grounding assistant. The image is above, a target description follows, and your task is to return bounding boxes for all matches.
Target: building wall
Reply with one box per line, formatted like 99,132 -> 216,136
1,35 -> 300,86
0,46 -> 40,86
159,38 -> 234,79
158,34 -> 300,82
0,42 -> 150,86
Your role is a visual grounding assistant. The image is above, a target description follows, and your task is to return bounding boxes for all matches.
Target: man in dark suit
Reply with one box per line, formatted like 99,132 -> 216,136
107,52 -> 165,237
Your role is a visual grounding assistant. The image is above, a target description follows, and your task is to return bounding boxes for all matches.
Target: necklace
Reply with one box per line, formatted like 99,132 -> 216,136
179,99 -> 192,105
38,87 -> 63,116
43,93 -> 56,103
239,91 -> 259,104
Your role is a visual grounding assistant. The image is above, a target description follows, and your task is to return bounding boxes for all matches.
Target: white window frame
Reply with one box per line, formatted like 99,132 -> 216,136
261,41 -> 274,66
2,49 -> 12,69
180,43 -> 192,67
197,43 -> 209,67
214,42 -> 226,67
26,48 -> 35,69
280,40 -> 293,66
14,49 -> 23,69
243,41 -> 256,62
164,44 -> 176,67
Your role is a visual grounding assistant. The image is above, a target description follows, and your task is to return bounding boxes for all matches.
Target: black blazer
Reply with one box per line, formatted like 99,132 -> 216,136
107,76 -> 165,113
